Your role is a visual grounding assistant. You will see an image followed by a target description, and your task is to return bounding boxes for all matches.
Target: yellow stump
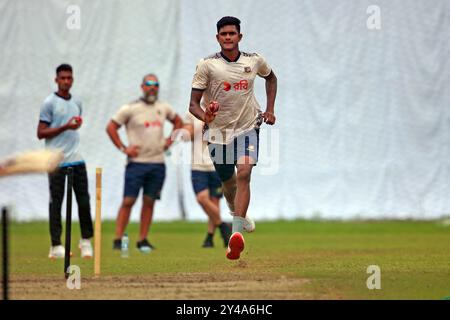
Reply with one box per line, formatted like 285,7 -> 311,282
94,168 -> 102,277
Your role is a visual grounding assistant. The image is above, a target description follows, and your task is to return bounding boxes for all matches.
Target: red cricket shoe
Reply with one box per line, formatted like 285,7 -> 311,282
226,232 -> 245,260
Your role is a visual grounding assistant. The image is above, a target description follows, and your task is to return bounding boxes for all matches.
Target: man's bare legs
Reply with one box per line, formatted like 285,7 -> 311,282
221,157 -> 255,234
225,159 -> 255,259
196,190 -> 231,247
115,196 -> 137,240
222,173 -> 237,213
210,196 -> 220,216
196,189 -> 222,226
139,195 -> 155,241
234,163 -> 253,219
207,219 -> 215,234
115,195 -> 156,250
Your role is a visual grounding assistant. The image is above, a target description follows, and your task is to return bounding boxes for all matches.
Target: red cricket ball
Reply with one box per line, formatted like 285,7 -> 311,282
73,116 -> 83,124
209,101 -> 220,113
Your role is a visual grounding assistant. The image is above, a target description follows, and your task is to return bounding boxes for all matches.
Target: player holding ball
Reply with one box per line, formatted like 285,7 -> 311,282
37,64 -> 94,260
189,16 -> 278,260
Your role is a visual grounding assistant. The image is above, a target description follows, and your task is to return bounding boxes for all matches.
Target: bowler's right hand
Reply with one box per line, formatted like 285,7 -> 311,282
203,101 -> 220,123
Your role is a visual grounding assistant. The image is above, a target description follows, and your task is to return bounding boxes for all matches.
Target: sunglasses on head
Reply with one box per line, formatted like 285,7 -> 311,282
144,80 -> 159,87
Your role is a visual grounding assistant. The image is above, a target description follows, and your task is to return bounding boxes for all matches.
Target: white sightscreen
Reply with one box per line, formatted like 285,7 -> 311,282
1,0 -> 450,221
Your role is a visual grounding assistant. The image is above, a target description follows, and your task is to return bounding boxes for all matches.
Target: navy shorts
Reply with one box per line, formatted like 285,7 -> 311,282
208,128 -> 259,182
191,170 -> 223,198
124,162 -> 166,199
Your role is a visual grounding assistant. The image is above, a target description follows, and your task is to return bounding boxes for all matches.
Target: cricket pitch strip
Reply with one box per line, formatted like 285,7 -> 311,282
9,273 -> 310,300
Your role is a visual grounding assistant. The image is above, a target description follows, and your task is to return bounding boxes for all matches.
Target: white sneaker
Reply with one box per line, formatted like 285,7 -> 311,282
48,245 -> 65,259
229,212 -> 256,233
79,239 -> 93,258
243,215 -> 256,233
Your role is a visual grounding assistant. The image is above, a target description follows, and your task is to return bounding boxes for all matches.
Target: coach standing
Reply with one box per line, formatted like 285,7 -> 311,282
106,74 -> 183,253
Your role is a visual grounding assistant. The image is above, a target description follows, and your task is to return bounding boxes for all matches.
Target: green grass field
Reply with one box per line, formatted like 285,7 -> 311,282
6,219 -> 450,299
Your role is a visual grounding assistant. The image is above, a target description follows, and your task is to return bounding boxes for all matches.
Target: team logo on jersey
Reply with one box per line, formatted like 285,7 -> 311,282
223,81 -> 232,91
244,66 -> 251,73
223,80 -> 249,92
144,121 -> 162,128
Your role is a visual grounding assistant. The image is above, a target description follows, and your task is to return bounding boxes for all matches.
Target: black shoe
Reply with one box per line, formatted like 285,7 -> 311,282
219,223 -> 232,247
137,239 -> 155,253
202,235 -> 214,248
113,239 -> 121,250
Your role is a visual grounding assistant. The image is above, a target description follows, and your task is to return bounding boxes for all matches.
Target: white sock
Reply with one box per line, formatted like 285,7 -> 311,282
232,216 -> 245,234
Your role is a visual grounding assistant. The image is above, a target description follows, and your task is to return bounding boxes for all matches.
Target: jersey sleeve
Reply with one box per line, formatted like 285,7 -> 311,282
75,98 -> 83,116
111,104 -> 131,125
191,59 -> 209,90
39,99 -> 53,124
257,54 -> 272,78
164,103 -> 177,121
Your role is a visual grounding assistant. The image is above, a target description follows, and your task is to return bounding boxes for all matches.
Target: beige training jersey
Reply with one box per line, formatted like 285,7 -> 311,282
191,51 -> 271,144
112,99 -> 176,163
184,112 -> 215,172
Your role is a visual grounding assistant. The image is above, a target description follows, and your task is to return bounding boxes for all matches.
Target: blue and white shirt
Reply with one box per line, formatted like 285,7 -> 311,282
39,93 -> 84,167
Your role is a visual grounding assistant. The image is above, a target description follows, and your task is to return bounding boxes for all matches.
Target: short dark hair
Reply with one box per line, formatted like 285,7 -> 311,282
56,64 -> 72,75
216,16 -> 241,33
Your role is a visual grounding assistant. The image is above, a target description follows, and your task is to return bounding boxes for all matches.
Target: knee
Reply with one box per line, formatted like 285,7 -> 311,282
236,167 -> 252,184
223,174 -> 236,189
122,198 -> 136,208
142,195 -> 155,208
196,191 -> 209,204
